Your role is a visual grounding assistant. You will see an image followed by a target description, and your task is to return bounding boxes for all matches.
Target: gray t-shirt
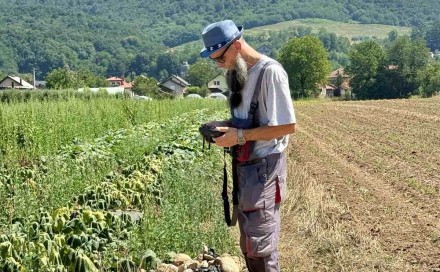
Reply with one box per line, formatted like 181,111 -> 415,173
233,55 -> 296,157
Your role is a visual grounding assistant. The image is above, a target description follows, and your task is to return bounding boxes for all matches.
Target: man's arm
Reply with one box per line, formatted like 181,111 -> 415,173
213,123 -> 296,148
244,123 -> 295,141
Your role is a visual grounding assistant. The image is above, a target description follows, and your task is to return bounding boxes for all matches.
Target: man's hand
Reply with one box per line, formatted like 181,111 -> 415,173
213,127 -> 238,147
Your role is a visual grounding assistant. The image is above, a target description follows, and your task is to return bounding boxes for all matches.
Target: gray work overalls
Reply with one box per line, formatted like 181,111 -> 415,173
230,61 -> 287,272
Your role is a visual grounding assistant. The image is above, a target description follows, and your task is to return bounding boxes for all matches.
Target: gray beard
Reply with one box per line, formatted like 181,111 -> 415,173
226,55 -> 248,109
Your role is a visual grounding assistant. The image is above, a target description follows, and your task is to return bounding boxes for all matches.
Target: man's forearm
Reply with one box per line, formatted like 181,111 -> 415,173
243,123 -> 296,141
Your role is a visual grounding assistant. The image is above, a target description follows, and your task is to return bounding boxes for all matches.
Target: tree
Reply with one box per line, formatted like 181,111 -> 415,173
93,76 -> 111,88
185,60 -> 219,87
388,36 -> 429,75
411,24 -> 427,41
348,37 -> 430,100
76,69 -> 109,88
46,67 -> 110,89
386,36 -> 430,97
387,30 -> 399,43
371,68 -> 407,99
186,86 -> 209,97
417,62 -> 440,97
130,52 -> 156,77
154,53 -> 182,81
346,41 -> 385,99
132,76 -> 171,99
0,43 -> 18,73
426,21 -> 440,52
45,67 -> 77,89
279,35 -> 331,98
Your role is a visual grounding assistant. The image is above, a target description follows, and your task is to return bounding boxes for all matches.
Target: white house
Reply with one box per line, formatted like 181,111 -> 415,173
0,76 -> 34,89
77,87 -> 133,96
207,74 -> 229,93
158,74 -> 190,97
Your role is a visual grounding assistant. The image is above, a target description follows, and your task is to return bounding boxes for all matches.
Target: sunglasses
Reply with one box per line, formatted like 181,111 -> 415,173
209,41 -> 235,63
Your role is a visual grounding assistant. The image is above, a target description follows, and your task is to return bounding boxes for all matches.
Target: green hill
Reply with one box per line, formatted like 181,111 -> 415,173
0,0 -> 438,79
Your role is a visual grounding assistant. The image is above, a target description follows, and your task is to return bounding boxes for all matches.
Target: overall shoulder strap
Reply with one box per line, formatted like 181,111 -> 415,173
248,60 -> 280,126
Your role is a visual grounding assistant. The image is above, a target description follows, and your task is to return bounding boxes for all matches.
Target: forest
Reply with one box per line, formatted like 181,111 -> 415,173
0,0 -> 439,80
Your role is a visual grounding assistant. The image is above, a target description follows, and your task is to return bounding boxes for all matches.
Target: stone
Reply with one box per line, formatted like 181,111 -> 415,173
173,253 -> 192,267
217,256 -> 240,272
157,263 -> 179,272
200,260 -> 209,268
177,260 -> 199,272
184,260 -> 199,270
196,254 -> 204,262
203,254 -> 215,261
231,256 -> 245,270
202,245 -> 209,254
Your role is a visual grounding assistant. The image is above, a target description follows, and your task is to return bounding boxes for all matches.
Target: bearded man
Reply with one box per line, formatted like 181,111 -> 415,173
200,20 -> 296,272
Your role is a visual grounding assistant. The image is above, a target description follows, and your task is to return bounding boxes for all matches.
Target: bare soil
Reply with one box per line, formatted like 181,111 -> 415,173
279,98 -> 440,272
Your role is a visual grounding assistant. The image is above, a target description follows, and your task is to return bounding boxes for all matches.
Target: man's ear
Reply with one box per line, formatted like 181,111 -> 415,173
233,40 -> 242,51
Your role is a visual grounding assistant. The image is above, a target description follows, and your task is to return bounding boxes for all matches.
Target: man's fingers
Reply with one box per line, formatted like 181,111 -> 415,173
215,127 -> 229,132
213,128 -> 227,143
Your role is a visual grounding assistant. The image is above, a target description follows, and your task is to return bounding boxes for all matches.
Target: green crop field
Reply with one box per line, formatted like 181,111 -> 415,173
0,94 -> 237,271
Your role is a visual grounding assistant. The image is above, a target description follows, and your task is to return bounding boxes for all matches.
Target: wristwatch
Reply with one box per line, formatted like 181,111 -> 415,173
237,129 -> 246,145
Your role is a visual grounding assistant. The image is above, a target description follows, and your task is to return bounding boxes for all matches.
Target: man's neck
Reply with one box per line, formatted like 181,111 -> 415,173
241,50 -> 262,69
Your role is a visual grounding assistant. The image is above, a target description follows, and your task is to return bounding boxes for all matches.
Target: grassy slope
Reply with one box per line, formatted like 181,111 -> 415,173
247,18 -> 412,39
173,18 -> 412,51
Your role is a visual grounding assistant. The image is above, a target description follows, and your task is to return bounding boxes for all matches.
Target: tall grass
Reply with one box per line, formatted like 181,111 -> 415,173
0,95 -> 226,165
0,94 -> 227,224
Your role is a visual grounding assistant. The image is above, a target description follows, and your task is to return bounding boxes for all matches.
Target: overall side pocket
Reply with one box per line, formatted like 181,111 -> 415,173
237,161 -> 267,212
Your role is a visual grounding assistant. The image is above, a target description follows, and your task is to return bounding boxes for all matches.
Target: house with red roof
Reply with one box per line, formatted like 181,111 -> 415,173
106,77 -> 133,96
107,77 -> 132,88
320,68 -> 351,98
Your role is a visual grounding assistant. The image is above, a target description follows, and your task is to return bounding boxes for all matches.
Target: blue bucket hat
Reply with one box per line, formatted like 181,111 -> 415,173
200,20 -> 243,58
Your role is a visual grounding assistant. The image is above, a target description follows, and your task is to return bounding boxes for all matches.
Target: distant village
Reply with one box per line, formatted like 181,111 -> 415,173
1,45 -> 439,100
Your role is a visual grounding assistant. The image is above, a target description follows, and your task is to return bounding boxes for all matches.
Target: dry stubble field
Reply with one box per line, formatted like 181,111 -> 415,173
279,97 -> 440,272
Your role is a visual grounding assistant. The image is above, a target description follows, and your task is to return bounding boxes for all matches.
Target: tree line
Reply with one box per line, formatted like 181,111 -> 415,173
275,32 -> 440,99
39,27 -> 439,101
346,37 -> 440,99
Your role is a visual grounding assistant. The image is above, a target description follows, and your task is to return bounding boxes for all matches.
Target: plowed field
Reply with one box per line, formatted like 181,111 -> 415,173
280,98 -> 440,272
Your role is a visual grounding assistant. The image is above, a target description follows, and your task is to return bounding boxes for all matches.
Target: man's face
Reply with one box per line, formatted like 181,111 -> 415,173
209,41 -> 237,69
